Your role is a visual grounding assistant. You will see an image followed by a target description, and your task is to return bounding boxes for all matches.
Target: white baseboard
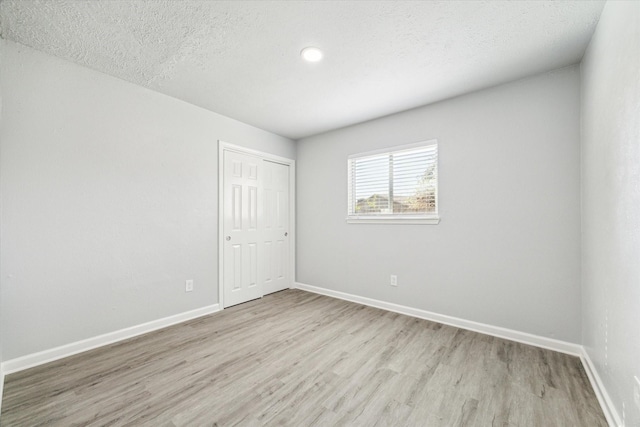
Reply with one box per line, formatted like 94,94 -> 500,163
1,304 -> 220,375
580,348 -> 622,427
294,282 -> 582,356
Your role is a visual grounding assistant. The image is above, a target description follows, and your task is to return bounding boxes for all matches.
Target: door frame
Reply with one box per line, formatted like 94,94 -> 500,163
218,140 -> 296,309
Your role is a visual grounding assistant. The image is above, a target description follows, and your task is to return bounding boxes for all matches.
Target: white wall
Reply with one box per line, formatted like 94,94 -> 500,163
0,37 -> 4,388
581,1 -> 640,425
0,40 -> 295,360
297,66 -> 582,343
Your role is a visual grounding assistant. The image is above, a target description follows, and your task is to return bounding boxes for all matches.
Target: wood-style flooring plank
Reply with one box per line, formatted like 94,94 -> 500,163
1,289 -> 607,426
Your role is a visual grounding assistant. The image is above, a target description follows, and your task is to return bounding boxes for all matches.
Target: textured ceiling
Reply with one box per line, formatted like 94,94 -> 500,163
0,0 -> 605,140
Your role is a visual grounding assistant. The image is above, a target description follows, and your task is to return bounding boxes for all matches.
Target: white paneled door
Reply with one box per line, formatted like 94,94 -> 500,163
263,160 -> 290,295
223,150 -> 263,308
222,149 -> 291,308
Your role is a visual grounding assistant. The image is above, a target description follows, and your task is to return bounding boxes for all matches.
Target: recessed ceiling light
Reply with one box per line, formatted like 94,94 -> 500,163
301,47 -> 323,62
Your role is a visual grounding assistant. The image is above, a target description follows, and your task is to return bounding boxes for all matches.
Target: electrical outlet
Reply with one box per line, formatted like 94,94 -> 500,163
185,279 -> 194,292
390,275 -> 398,287
634,376 -> 640,410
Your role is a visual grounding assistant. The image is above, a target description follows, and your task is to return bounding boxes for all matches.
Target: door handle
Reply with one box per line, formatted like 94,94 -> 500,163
226,236 -> 231,241
284,232 -> 288,237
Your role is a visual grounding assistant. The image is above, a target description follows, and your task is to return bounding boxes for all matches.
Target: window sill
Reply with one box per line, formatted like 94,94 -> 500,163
346,216 -> 440,225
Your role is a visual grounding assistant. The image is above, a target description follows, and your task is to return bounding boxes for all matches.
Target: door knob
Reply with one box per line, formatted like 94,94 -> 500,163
284,232 -> 288,237
226,236 -> 231,241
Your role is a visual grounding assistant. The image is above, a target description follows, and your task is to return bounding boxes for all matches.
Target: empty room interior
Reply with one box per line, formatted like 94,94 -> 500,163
0,0 -> 638,425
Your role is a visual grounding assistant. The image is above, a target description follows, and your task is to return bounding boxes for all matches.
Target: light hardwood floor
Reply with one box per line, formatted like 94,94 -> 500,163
1,289 -> 606,426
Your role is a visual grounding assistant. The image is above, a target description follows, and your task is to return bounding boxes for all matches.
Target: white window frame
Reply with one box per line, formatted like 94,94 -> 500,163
347,140 -> 440,225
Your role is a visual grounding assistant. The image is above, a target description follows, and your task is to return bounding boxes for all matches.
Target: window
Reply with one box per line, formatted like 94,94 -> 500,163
347,140 -> 439,224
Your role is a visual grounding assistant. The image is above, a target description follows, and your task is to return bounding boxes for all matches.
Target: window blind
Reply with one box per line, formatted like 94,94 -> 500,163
348,141 -> 438,219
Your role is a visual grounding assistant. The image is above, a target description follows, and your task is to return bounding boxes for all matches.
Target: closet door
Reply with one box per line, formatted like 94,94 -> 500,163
263,160 -> 290,295
222,150 -> 263,307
